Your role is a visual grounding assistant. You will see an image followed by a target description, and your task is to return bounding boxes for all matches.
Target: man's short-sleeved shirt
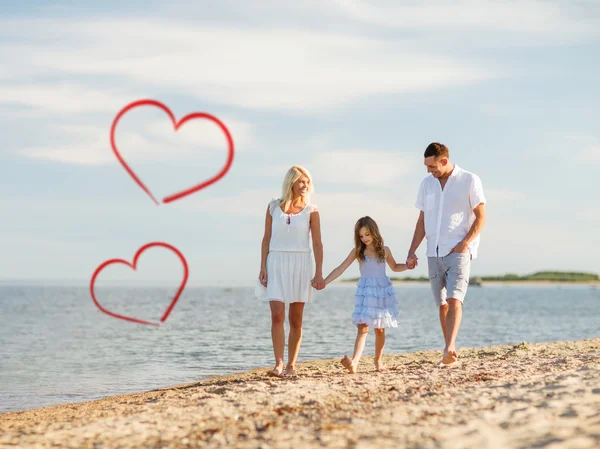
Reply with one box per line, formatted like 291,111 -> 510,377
415,165 -> 486,259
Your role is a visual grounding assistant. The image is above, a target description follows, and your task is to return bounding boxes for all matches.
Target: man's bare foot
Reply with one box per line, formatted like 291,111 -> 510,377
375,360 -> 388,372
442,348 -> 458,364
438,349 -> 459,367
284,366 -> 297,377
267,365 -> 284,378
340,355 -> 357,374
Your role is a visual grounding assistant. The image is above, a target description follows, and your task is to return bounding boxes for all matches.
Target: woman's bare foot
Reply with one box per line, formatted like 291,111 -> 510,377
341,355 -> 357,374
267,365 -> 284,378
375,360 -> 387,372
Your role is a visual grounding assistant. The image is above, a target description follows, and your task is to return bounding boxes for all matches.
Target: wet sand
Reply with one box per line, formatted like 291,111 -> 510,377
1,339 -> 599,449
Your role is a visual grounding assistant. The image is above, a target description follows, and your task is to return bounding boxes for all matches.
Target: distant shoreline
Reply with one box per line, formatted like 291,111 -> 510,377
339,279 -> 600,287
340,270 -> 600,286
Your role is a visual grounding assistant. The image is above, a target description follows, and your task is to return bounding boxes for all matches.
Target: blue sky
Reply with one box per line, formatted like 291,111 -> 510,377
1,0 -> 599,286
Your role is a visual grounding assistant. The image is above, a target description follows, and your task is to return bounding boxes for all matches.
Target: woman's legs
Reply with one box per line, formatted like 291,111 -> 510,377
374,328 -> 386,371
341,324 -> 369,373
269,300 -> 285,376
286,302 -> 305,376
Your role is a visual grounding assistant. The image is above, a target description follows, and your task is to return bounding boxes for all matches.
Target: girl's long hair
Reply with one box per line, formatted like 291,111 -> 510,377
279,165 -> 314,212
354,216 -> 385,263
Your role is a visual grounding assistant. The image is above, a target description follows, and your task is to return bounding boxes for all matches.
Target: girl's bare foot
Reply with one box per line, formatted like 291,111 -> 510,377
284,365 -> 297,377
375,360 -> 387,372
268,365 -> 284,378
341,355 -> 357,374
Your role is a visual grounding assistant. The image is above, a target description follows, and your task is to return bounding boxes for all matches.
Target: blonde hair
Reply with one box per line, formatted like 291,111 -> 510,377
354,216 -> 385,264
279,165 -> 314,212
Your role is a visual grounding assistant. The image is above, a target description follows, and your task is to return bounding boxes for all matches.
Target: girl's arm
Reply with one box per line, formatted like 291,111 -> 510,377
259,204 -> 272,286
324,249 -> 356,285
310,209 -> 325,289
385,246 -> 409,273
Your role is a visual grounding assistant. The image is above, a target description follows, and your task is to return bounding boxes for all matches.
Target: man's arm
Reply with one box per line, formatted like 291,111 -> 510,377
451,203 -> 486,254
407,211 -> 425,268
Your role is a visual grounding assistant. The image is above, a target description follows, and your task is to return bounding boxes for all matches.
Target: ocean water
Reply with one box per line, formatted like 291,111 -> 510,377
1,284 -> 599,413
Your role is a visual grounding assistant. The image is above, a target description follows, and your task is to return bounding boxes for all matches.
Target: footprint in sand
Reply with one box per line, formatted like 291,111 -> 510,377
207,387 -> 229,395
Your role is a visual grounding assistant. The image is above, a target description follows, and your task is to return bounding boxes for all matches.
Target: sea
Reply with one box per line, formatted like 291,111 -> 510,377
1,283 -> 599,413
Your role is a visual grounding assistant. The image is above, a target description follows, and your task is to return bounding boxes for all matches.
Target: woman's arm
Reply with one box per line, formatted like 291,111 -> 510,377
259,205 -> 272,286
310,209 -> 325,289
385,246 -> 409,273
324,249 -> 356,285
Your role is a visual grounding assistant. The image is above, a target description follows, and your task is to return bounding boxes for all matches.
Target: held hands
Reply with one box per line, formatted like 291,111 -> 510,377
311,275 -> 326,290
406,252 -> 418,269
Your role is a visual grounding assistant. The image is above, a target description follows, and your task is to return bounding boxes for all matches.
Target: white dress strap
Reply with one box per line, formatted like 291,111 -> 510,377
268,199 -> 280,216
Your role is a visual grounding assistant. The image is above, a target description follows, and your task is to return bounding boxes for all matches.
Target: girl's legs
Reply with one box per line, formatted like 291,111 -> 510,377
269,300 -> 286,377
286,302 -> 305,376
374,328 -> 386,371
341,324 -> 369,373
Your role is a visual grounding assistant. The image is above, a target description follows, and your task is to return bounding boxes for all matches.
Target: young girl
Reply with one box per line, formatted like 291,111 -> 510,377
321,216 -> 410,373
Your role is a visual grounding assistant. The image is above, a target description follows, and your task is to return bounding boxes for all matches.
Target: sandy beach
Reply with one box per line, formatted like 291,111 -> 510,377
1,339 -> 599,449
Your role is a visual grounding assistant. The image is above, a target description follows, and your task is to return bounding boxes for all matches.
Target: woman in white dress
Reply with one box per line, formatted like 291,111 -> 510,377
256,165 -> 325,377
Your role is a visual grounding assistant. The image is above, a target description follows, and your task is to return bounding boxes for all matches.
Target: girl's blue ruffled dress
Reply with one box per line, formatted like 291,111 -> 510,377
352,256 -> 399,328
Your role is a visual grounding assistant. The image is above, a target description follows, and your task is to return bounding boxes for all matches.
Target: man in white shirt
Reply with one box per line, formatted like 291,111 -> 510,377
406,142 -> 487,367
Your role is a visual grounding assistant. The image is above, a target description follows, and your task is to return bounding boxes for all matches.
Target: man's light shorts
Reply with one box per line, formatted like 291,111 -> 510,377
427,252 -> 471,306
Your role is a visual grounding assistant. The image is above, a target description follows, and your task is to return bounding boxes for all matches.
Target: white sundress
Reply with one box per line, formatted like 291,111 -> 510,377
255,199 -> 317,304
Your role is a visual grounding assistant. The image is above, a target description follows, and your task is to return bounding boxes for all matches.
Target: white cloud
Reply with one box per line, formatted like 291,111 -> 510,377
0,19 -> 492,112
1,3 -> 597,116
144,116 -> 253,151
249,150 -> 417,188
578,208 -> 600,222
312,191 -> 417,226
484,188 -> 526,202
311,151 -> 415,186
327,0 -> 599,36
0,83 -> 138,114
549,134 -> 600,163
16,112 -> 254,165
170,188 -> 419,229
20,145 -> 111,165
171,188 -> 275,217
312,191 -> 419,271
578,146 -> 600,162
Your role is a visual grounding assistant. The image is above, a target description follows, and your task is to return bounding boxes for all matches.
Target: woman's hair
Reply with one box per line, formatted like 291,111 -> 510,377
280,165 -> 314,212
354,216 -> 385,263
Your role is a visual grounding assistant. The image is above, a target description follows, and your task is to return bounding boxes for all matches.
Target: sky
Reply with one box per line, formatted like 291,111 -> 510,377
1,0 -> 599,286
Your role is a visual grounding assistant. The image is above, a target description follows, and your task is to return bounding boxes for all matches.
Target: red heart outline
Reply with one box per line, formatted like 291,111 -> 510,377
89,242 -> 189,326
110,99 -> 235,205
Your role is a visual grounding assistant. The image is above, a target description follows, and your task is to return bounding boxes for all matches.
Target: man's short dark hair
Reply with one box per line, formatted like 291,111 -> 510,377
424,142 -> 449,159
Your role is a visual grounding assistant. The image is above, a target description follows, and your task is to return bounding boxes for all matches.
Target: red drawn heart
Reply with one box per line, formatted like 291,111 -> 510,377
110,99 -> 235,205
90,242 -> 189,326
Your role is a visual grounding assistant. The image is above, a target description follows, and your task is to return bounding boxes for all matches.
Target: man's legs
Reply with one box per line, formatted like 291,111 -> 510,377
439,303 -> 449,342
442,299 -> 462,364
428,257 -> 449,347
440,252 -> 471,365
